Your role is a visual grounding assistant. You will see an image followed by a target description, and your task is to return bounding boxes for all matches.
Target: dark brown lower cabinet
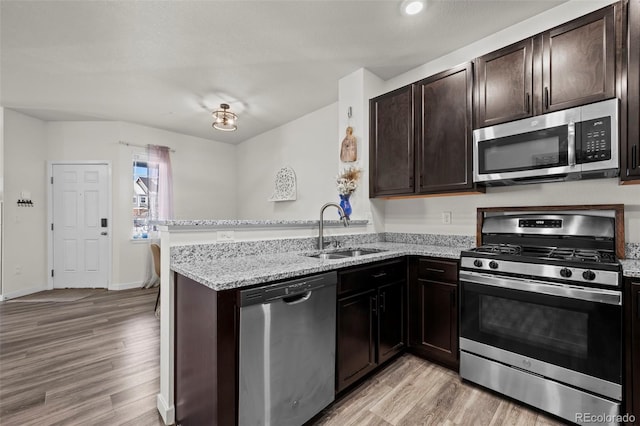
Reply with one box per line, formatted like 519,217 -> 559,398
337,289 -> 377,390
175,273 -> 238,426
626,279 -> 640,424
336,260 -> 406,393
378,280 -> 406,364
408,257 -> 459,370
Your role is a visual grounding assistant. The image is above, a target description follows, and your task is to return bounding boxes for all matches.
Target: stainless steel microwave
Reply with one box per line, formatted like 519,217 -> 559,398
473,99 -> 619,185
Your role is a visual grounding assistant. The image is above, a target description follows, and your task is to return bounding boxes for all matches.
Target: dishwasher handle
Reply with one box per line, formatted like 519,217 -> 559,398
282,291 -> 312,305
240,271 -> 337,307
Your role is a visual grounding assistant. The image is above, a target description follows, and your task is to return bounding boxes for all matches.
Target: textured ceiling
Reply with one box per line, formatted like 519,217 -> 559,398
1,0 -> 568,144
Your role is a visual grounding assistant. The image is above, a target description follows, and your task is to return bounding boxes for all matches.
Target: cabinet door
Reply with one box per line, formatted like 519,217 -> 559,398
624,0 -> 640,180
369,85 -> 415,197
336,290 -> 377,393
541,5 -> 616,113
416,63 -> 473,193
475,38 -> 534,128
409,278 -> 458,368
377,281 -> 406,364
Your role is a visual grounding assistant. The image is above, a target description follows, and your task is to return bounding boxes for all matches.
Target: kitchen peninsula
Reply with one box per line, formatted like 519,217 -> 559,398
154,218 -> 473,425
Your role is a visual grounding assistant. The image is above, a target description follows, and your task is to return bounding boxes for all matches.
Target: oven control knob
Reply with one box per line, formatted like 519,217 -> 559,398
560,268 -> 572,278
582,270 -> 596,281
473,259 -> 483,268
489,261 -> 499,270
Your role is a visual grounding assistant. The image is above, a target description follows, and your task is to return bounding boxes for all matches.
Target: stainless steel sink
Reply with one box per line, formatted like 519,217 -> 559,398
310,253 -> 349,260
305,248 -> 385,259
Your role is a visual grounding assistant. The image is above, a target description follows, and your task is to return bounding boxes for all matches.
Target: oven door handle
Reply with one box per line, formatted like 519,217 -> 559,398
459,271 -> 622,306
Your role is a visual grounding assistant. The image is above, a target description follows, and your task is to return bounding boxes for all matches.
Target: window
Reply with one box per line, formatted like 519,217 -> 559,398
132,155 -> 158,239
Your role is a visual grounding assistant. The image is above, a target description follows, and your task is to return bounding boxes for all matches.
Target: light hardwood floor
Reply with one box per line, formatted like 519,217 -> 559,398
312,355 -> 566,426
0,288 -> 565,426
0,288 -> 165,426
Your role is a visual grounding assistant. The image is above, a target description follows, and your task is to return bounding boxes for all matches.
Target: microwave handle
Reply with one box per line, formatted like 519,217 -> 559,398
500,176 -> 569,186
568,121 -> 576,166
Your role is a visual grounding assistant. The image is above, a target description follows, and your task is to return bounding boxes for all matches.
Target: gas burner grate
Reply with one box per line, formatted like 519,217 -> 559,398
547,248 -> 616,263
475,244 -> 522,255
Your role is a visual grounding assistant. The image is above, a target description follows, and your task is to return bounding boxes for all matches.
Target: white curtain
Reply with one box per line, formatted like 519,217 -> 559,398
142,144 -> 174,288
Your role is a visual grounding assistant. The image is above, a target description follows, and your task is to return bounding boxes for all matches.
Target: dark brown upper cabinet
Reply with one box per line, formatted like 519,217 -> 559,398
623,0 -> 640,180
370,63 -> 476,198
541,5 -> 617,113
369,85 -> 415,197
475,39 -> 534,127
474,4 -> 620,129
415,63 -> 474,193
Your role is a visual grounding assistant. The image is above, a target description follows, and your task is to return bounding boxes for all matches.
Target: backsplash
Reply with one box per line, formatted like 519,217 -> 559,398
627,243 -> 640,260
383,232 -> 475,248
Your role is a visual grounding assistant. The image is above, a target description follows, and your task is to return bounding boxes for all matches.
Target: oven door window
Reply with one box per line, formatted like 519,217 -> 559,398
460,281 -> 621,384
477,125 -> 569,174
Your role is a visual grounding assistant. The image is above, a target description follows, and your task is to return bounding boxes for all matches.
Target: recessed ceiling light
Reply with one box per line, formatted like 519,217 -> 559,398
402,0 -> 425,16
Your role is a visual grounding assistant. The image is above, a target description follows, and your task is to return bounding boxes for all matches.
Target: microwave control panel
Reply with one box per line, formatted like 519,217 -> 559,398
577,116 -> 611,163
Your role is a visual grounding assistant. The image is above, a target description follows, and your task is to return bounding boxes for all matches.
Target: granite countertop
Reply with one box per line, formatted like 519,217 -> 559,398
622,259 -> 640,278
171,241 -> 640,291
171,242 -> 470,291
153,219 -> 368,229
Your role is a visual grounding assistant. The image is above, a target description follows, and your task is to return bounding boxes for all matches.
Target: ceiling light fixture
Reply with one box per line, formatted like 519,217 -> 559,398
402,0 -> 425,15
212,103 -> 238,132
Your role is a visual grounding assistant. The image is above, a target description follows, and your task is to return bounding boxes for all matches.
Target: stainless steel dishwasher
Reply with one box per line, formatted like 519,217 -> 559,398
238,271 -> 337,426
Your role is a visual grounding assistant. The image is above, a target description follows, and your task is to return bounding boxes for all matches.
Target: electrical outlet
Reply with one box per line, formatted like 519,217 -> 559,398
441,211 -> 452,225
218,230 -> 235,241
15,265 -> 22,275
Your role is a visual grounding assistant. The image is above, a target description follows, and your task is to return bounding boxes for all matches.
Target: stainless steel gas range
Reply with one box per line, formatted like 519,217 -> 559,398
459,213 -> 623,426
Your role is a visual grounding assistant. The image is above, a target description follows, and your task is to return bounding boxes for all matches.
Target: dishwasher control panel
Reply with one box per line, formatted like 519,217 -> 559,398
239,271 -> 338,306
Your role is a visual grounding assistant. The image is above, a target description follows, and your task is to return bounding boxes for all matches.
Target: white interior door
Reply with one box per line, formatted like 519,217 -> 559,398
52,164 -> 110,288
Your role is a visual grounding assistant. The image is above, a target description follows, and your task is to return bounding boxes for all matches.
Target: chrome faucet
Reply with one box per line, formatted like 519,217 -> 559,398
319,202 -> 350,250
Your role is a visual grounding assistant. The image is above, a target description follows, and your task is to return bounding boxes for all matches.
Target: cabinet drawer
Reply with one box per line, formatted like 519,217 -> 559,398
339,260 -> 405,296
416,258 -> 458,283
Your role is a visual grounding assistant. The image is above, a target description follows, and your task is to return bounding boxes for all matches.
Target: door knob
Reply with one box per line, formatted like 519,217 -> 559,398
101,232 -> 108,236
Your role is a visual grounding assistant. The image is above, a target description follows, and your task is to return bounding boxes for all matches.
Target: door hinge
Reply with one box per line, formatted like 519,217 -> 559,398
51,176 -> 53,184
51,269 -> 54,277
51,223 -> 54,231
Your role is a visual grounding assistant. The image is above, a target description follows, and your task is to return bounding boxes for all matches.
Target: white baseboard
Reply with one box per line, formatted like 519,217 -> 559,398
156,393 -> 175,425
0,285 -> 48,301
108,281 -> 143,291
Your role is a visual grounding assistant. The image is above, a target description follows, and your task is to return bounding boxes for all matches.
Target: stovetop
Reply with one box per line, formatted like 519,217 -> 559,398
461,243 -> 621,287
468,243 -> 618,265
463,213 -> 622,287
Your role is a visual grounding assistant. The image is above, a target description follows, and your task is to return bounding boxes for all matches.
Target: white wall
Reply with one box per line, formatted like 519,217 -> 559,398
384,180 -> 640,242
2,113 -> 236,298
236,103 -> 340,220
337,69 -> 385,231
3,110 -> 48,297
